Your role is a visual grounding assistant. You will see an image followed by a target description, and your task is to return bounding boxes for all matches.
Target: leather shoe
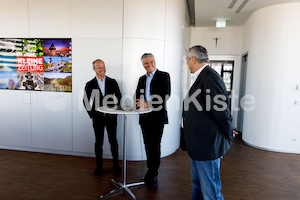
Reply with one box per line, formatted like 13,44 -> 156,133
94,168 -> 103,177
141,170 -> 158,187
113,164 -> 122,175
145,175 -> 158,188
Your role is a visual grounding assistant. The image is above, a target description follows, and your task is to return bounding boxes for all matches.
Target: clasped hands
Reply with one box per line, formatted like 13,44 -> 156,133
233,130 -> 238,137
136,99 -> 149,109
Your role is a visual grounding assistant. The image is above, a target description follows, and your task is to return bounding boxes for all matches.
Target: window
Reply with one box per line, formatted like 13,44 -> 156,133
210,60 -> 234,108
210,60 -> 234,93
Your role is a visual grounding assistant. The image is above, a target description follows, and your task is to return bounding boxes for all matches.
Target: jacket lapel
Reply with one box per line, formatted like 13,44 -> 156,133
150,69 -> 159,94
104,77 -> 108,96
141,74 -> 147,89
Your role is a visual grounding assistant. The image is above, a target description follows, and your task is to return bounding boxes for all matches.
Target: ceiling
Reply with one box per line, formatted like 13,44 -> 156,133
187,0 -> 300,27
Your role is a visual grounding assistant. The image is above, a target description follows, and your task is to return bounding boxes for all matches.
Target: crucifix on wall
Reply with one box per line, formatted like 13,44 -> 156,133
213,37 -> 220,47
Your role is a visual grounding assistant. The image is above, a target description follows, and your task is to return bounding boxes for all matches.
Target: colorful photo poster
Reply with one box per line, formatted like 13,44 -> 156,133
42,39 -> 72,92
0,71 -> 18,89
44,72 -> 71,92
43,39 -> 71,57
0,38 -> 71,92
17,72 -> 44,90
17,39 -> 44,56
43,56 -> 71,73
0,38 -> 19,72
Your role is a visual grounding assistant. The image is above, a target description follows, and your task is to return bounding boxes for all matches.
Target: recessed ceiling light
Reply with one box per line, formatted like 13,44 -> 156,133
236,0 -> 249,13
228,0 -> 238,9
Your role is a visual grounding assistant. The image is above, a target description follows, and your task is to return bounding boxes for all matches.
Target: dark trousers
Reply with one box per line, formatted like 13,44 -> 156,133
92,115 -> 119,168
141,123 -> 164,176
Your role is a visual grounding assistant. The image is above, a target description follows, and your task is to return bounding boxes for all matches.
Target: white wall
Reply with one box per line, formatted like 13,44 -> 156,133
242,3 -> 300,153
190,26 -> 243,55
0,91 -> 31,147
0,0 -> 185,160
0,0 -> 29,37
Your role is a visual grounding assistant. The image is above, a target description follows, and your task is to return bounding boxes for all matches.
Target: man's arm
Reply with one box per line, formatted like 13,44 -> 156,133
113,79 -> 122,105
135,77 -> 144,99
135,77 -> 147,108
83,82 -> 94,118
163,72 -> 171,102
203,72 -> 233,140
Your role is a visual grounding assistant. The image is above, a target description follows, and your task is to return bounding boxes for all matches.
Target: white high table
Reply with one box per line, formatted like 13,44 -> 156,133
98,106 -> 152,200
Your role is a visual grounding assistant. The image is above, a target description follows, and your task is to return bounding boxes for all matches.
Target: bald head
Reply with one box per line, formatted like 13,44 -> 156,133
93,59 -> 106,80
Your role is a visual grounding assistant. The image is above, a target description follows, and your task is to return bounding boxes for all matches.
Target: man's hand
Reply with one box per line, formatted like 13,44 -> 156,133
233,130 -> 238,137
136,99 -> 149,108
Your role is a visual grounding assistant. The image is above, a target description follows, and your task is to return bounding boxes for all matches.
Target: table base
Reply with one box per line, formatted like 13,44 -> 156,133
100,179 -> 145,200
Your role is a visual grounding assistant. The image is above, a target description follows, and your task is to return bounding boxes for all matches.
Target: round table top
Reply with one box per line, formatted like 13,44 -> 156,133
97,106 -> 152,115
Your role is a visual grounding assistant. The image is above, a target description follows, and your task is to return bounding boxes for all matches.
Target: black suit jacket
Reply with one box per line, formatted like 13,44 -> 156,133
83,76 -> 122,119
182,66 -> 233,161
135,69 -> 171,126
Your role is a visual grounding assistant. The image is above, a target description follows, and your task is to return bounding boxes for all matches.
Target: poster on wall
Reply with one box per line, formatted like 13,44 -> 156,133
0,38 -> 72,92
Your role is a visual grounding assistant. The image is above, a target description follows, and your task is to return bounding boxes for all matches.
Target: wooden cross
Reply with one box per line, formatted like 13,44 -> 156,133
213,37 -> 220,47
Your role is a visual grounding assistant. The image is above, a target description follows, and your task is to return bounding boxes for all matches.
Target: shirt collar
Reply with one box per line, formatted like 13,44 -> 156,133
191,64 -> 208,78
96,75 -> 106,82
146,68 -> 157,77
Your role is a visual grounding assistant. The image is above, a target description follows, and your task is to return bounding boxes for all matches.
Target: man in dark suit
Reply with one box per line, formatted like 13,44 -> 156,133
181,46 -> 238,200
135,53 -> 171,187
83,59 -> 122,177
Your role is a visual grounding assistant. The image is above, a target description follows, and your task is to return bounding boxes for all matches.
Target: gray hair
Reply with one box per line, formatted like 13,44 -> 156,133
141,53 -> 155,63
92,59 -> 104,68
187,45 -> 209,63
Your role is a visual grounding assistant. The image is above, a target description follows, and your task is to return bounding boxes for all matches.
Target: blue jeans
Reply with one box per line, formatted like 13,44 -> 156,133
191,157 -> 224,200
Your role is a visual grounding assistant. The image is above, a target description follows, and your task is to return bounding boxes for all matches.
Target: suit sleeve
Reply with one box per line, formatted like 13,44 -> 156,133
135,77 -> 143,100
202,73 -> 233,140
150,72 -> 170,110
83,82 -> 94,118
164,73 -> 171,102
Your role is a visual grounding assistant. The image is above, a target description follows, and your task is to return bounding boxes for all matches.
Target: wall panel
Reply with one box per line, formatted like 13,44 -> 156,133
242,3 -> 300,153
0,90 -> 31,147
123,0 -> 166,40
165,0 -> 185,44
31,92 -> 72,151
161,42 -> 183,156
71,0 -> 123,38
0,0 -> 29,37
28,0 -> 72,37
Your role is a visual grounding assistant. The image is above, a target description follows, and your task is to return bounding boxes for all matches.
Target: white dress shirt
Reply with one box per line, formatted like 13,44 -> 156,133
145,68 -> 157,101
190,64 -> 208,89
96,76 -> 106,96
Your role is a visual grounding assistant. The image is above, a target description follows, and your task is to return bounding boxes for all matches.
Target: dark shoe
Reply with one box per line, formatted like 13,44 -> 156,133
113,164 -> 122,175
145,175 -> 158,188
94,168 -> 103,177
142,170 -> 158,188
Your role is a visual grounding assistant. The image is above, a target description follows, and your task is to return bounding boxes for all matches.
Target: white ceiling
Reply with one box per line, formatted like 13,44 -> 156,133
189,0 -> 300,27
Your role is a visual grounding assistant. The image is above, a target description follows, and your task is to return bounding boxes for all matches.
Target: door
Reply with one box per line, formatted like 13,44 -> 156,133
236,53 -> 248,133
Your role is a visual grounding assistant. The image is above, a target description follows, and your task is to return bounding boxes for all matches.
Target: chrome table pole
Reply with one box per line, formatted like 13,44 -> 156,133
100,114 -> 145,200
